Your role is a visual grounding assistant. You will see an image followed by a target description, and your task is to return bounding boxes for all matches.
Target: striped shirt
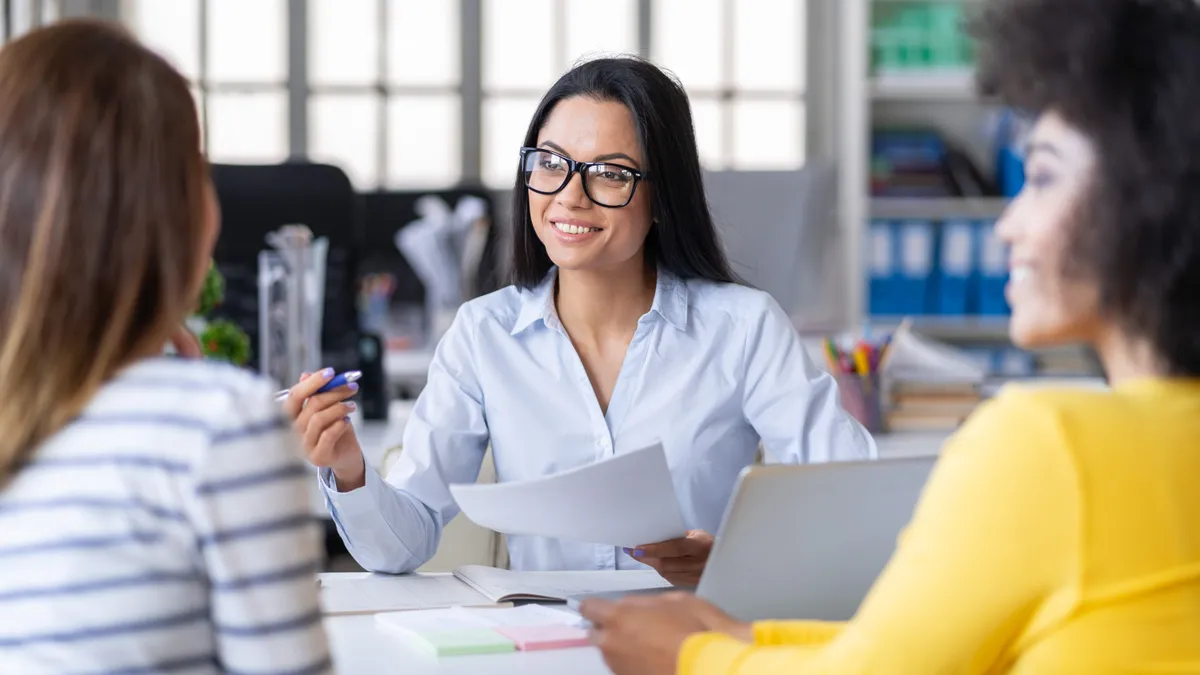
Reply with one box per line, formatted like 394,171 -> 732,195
0,358 -> 332,675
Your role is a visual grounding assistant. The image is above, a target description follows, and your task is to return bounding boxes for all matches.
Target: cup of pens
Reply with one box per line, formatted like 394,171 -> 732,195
823,336 -> 888,434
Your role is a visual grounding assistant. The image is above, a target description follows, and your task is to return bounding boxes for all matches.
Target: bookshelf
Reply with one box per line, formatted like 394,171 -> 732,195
837,0 -> 1006,342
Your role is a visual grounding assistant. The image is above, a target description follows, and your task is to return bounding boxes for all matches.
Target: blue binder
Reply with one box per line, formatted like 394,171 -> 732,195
936,218 -> 975,315
976,219 -> 1010,315
868,219 -> 897,315
897,219 -> 936,315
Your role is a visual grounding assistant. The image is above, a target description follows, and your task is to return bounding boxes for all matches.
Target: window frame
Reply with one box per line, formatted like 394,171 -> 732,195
121,0 -> 814,189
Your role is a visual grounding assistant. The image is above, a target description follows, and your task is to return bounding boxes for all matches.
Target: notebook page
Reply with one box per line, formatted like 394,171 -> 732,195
318,572 -> 495,614
453,565 -> 671,602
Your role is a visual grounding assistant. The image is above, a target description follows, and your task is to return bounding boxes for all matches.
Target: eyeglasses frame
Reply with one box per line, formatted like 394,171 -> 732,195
518,146 -> 648,208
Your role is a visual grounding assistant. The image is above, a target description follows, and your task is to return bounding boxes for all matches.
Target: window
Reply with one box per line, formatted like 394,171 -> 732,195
480,0 -> 638,187
307,0 -> 461,189
127,0 -> 290,164
124,0 -> 808,189
653,0 -> 807,169
2,0 -> 60,41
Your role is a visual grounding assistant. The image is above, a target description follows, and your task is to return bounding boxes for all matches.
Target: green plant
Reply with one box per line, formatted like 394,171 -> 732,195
200,318 -> 251,366
196,260 -> 225,316
193,262 -> 251,366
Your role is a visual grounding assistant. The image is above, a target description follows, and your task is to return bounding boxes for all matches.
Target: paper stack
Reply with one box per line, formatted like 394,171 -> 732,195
375,605 -> 590,657
881,322 -> 987,432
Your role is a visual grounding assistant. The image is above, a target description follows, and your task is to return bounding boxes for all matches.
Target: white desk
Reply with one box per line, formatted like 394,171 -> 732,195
325,614 -> 610,674
322,574 -> 611,674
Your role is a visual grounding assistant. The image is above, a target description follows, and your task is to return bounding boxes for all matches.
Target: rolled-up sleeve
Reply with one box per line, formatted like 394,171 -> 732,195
741,295 -> 877,463
320,304 -> 490,573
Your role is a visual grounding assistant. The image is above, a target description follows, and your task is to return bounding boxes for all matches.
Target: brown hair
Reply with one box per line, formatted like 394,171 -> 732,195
0,20 -> 209,481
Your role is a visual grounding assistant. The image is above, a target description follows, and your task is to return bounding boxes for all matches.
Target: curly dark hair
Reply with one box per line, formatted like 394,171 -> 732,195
972,0 -> 1200,376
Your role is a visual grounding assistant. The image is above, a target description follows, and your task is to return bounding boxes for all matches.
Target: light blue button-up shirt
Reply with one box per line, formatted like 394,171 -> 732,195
321,268 -> 876,574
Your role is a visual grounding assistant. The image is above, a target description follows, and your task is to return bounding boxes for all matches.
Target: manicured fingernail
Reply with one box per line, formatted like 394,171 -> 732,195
343,416 -> 351,423
322,367 -> 335,378
347,382 -> 359,392
345,401 -> 357,411
622,547 -> 631,554
632,549 -> 644,557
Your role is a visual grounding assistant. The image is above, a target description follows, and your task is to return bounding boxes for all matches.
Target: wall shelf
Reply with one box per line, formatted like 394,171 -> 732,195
870,197 -> 1009,219
871,316 -> 1010,342
869,71 -> 977,101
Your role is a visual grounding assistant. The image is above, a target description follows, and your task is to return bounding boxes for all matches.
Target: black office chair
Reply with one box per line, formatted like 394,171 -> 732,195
209,162 -> 364,378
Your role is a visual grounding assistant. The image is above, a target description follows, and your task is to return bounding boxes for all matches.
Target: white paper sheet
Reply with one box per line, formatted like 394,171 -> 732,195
448,443 -> 688,548
377,605 -> 583,632
452,565 -> 672,603
317,572 -> 496,615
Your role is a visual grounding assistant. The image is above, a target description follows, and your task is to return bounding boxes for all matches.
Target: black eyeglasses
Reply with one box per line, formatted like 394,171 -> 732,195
519,147 -> 647,208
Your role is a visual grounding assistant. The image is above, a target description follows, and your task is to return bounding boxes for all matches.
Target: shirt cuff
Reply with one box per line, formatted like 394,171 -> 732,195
678,632 -> 751,675
319,460 -> 388,521
753,620 -> 843,646
679,632 -> 824,675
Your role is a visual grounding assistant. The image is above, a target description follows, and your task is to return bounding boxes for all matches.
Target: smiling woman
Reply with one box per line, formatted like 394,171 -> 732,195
287,55 -> 875,588
510,58 -> 737,289
579,2 -> 1200,674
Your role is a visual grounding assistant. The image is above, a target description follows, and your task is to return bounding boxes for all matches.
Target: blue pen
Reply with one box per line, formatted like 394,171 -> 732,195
275,370 -> 362,402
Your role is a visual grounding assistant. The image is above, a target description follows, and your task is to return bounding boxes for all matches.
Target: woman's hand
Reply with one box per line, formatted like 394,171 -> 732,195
169,323 -> 203,359
281,368 -> 365,491
580,592 -> 751,675
626,530 -> 714,587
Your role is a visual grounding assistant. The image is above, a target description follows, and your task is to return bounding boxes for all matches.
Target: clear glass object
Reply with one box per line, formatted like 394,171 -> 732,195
258,225 -> 328,389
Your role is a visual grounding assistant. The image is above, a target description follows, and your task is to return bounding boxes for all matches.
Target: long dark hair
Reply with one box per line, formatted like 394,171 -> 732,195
509,56 -> 738,289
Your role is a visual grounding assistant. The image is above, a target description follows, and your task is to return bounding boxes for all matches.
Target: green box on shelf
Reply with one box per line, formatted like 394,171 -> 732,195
870,0 -> 974,74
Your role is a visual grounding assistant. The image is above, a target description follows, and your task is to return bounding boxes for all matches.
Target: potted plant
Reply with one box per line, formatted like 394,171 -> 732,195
190,261 -> 252,366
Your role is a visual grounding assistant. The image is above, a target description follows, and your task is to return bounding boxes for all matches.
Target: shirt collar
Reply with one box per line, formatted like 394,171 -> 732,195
511,268 -> 560,336
510,266 -> 689,336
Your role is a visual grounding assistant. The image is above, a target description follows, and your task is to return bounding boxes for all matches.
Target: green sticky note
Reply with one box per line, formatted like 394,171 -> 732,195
417,629 -> 516,656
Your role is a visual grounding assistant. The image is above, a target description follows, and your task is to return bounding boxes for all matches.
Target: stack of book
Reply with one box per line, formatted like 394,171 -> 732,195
886,379 -> 983,431
879,321 -> 988,432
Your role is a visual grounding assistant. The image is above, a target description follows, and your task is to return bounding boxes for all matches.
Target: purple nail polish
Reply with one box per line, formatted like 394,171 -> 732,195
348,382 -> 359,392
633,549 -> 644,557
345,401 -> 357,411
322,367 -> 335,378
343,416 -> 351,423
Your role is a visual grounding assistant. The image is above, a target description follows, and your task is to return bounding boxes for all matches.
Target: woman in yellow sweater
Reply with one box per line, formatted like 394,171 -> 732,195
579,0 -> 1200,672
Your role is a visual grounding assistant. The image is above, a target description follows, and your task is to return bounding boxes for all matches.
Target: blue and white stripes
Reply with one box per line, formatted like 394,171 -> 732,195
0,357 -> 331,675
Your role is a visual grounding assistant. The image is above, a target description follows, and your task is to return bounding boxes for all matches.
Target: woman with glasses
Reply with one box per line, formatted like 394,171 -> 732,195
286,57 -> 875,582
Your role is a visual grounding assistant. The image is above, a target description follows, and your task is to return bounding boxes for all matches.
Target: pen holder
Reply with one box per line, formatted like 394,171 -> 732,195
838,372 -> 886,434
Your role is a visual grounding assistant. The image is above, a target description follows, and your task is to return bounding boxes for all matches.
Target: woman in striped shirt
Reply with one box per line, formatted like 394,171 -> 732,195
0,20 -> 332,675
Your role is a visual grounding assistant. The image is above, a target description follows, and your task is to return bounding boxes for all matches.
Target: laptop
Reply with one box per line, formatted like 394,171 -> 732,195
568,456 -> 937,622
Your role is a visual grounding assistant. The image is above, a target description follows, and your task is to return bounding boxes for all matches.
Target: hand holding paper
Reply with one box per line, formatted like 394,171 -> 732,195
448,443 -> 687,548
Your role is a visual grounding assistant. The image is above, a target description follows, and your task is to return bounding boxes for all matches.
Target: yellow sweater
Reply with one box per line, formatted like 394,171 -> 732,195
681,380 -> 1200,674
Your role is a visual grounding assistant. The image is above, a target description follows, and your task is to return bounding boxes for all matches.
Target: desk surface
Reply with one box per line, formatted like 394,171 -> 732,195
323,574 -> 611,675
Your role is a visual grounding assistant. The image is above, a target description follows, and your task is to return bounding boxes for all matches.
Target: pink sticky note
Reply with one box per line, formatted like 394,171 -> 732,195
493,625 -> 591,651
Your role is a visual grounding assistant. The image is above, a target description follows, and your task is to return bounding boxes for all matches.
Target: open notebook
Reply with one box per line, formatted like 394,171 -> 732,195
319,566 -> 670,615
451,565 -> 671,603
